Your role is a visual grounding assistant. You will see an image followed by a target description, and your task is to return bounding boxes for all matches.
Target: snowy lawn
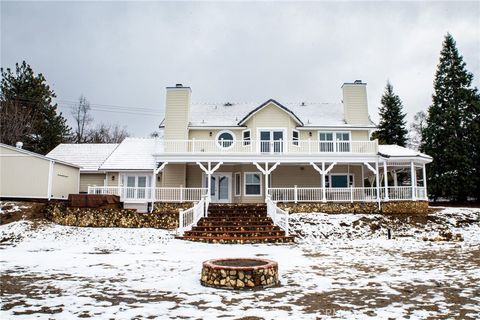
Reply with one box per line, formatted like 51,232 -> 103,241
1,208 -> 479,319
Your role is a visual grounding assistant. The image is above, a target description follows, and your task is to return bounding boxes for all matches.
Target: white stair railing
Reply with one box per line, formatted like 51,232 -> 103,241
266,195 -> 290,236
177,195 -> 207,236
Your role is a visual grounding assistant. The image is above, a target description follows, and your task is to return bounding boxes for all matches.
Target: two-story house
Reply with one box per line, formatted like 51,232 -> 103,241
48,81 -> 432,215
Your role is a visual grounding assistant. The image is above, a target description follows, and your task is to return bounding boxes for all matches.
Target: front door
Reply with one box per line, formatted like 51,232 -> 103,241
207,173 -> 232,203
260,130 -> 284,154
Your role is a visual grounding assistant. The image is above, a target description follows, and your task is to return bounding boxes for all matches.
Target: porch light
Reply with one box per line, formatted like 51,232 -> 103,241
209,132 -> 213,137
309,132 -> 312,137
112,176 -> 115,181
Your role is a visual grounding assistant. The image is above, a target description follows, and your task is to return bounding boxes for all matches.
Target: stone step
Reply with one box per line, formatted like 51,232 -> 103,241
198,218 -> 273,225
192,225 -> 280,232
176,235 -> 294,244
207,213 -> 268,218
183,230 -> 287,237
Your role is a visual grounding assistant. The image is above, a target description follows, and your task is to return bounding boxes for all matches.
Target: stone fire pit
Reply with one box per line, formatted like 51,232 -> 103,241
201,258 -> 279,290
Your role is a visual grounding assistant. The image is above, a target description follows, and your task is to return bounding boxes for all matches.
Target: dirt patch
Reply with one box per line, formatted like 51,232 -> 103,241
0,201 -> 47,225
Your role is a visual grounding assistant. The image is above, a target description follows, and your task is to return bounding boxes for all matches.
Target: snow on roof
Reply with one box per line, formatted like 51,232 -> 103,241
378,145 -> 432,160
99,138 -> 156,171
47,143 -> 118,171
1,143 -> 81,168
187,101 -> 372,127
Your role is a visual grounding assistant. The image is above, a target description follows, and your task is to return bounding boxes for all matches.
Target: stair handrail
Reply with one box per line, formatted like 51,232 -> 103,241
177,195 -> 207,236
266,195 -> 290,236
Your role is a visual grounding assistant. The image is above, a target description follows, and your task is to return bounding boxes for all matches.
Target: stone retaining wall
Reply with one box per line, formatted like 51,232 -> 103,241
45,202 -> 195,230
278,201 -> 429,214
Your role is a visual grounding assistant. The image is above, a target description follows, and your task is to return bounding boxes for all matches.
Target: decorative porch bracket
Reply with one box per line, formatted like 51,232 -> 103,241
310,161 -> 336,203
364,161 -> 381,206
196,161 -> 224,202
253,162 -> 280,202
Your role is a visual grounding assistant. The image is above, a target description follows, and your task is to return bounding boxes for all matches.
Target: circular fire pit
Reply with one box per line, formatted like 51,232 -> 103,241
201,258 -> 279,290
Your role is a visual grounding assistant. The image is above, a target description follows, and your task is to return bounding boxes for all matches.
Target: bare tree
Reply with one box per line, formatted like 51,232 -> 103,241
0,100 -> 37,146
87,123 -> 129,143
408,111 -> 427,151
71,95 -> 93,143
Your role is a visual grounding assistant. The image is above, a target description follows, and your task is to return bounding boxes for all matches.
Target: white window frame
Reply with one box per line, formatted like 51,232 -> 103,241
325,173 -> 355,188
215,130 -> 236,149
243,172 -> 262,196
242,129 -> 251,146
257,127 -> 287,153
292,129 -> 299,146
234,172 -> 241,196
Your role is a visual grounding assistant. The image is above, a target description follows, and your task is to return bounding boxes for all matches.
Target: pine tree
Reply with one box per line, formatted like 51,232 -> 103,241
372,81 -> 408,147
0,61 -> 71,154
422,33 -> 480,201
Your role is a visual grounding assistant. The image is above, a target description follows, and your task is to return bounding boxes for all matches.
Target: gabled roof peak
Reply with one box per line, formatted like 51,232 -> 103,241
237,99 -> 304,126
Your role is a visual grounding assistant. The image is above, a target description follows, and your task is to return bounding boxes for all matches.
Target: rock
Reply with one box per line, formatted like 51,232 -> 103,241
230,279 -> 236,286
229,270 -> 236,276
236,279 -> 244,288
238,271 -> 244,280
246,280 -> 255,287
220,279 -> 226,285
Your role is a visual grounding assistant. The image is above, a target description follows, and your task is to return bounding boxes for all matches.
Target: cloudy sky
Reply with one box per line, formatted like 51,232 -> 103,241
2,1 -> 479,137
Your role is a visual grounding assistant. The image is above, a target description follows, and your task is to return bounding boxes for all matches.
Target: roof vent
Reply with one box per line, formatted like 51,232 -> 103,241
175,83 -> 183,87
224,102 -> 232,107
354,80 -> 363,84
301,102 -> 305,106
15,141 -> 23,149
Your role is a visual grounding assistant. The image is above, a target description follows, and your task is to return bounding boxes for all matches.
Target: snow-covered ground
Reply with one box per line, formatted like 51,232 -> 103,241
1,208 -> 479,319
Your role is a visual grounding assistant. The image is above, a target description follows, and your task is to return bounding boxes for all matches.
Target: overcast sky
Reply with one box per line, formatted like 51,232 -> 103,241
2,1 -> 479,137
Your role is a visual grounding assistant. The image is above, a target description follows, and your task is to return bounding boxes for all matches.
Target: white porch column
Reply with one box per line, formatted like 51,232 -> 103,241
375,160 -> 380,203
393,170 -> 398,187
383,161 -> 389,201
410,161 -> 416,200
253,162 -> 280,202
197,161 -> 223,202
321,162 -> 326,203
422,163 -> 428,200
310,161 -> 336,203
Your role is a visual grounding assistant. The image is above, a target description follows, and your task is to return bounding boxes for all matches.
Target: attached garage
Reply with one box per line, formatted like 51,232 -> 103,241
0,143 -> 80,200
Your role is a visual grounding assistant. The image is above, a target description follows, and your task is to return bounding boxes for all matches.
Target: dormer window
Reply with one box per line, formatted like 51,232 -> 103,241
216,130 -> 235,149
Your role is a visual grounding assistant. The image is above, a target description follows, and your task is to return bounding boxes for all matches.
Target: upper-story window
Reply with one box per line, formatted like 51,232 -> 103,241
292,129 -> 299,146
216,130 -> 235,149
319,132 -> 350,152
242,129 -> 251,146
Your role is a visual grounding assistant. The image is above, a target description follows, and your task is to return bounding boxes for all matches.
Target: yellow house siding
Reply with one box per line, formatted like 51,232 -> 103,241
0,147 -> 50,198
107,172 -> 119,187
162,164 -> 186,187
342,84 -> 369,125
244,103 -> 298,141
351,130 -> 370,141
79,173 -> 106,192
52,163 -> 79,198
164,88 -> 191,141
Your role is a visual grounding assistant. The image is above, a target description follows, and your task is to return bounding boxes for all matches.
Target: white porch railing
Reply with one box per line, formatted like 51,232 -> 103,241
177,196 -> 208,236
87,186 -> 208,203
158,139 -> 377,155
268,186 -> 428,202
266,196 -> 289,236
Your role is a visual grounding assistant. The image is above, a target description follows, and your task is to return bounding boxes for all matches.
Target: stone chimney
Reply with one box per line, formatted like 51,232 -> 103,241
164,84 -> 191,141
341,80 -> 370,125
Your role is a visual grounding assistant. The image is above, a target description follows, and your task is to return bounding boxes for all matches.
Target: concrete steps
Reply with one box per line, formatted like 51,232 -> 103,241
176,203 -> 294,244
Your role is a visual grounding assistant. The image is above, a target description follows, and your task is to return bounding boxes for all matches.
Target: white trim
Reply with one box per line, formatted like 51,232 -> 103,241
243,172 -> 262,196
242,129 -> 252,146
215,130 -> 236,150
47,160 -> 54,200
204,172 -> 232,203
234,172 -> 241,196
324,173 -> 355,188
238,101 -> 303,126
0,143 -> 80,168
256,127 -> 287,153
292,129 -> 299,146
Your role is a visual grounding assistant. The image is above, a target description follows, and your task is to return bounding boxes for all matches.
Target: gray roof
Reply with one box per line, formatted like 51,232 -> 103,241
47,143 -> 118,171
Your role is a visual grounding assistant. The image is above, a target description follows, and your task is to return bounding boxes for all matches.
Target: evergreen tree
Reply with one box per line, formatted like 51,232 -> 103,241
0,61 -> 71,154
422,33 -> 480,201
372,81 -> 408,147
